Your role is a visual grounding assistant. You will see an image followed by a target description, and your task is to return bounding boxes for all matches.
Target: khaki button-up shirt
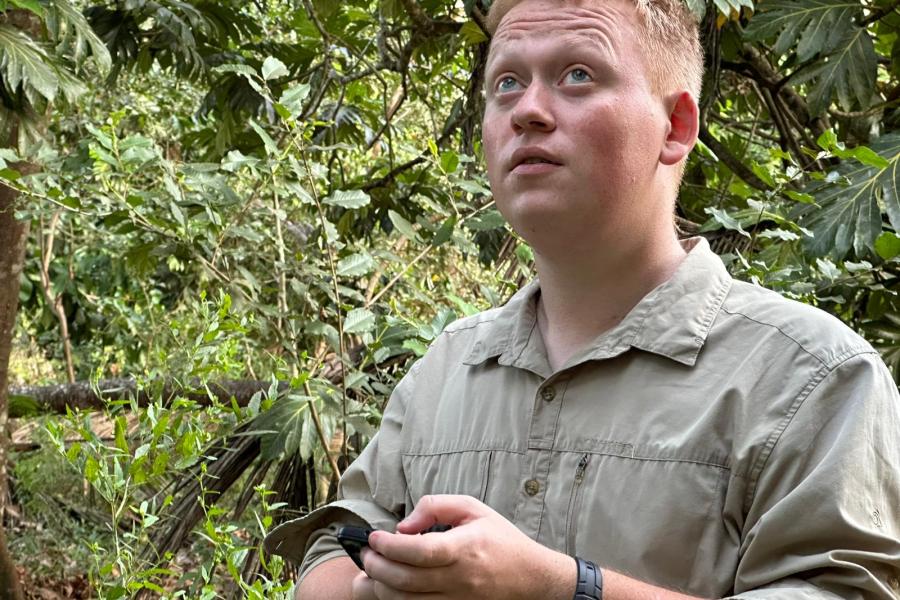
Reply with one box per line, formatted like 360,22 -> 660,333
265,238 -> 900,598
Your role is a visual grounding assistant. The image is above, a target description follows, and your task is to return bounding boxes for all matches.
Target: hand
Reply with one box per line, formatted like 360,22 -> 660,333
358,494 -> 576,600
351,570 -> 377,600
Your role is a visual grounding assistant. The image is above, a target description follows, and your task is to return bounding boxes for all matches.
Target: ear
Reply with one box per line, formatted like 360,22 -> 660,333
659,91 -> 699,166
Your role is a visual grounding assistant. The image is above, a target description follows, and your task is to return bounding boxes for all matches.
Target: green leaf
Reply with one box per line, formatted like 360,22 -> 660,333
745,1 -> 874,112
402,338 -> 429,356
9,0 -> 43,16
114,416 -> 128,453
816,257 -> 841,279
455,179 -> 492,196
784,190 -> 817,205
431,216 -> 456,247
701,207 -> 750,236
324,189 -> 371,209
0,168 -> 21,181
745,0 -> 859,61
0,25 -> 74,105
818,130 -> 890,169
252,393 -> 312,460
799,133 -> 900,258
280,83 -> 311,116
875,232 -> 900,260
336,252 -> 375,277
261,56 -> 289,80
440,150 -> 459,174
8,394 -> 40,418
249,120 -> 278,156
459,20 -> 488,45
711,0 -> 753,17
798,27 -> 877,113
465,209 -> 506,231
685,0 -> 707,19
388,210 -> 420,241
344,307 -> 376,334
46,0 -> 112,73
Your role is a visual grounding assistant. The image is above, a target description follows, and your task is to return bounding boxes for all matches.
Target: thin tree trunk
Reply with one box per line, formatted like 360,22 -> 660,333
0,149 -> 33,599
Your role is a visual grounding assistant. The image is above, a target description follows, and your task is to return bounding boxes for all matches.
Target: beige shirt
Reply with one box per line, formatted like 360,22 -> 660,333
265,237 -> 900,598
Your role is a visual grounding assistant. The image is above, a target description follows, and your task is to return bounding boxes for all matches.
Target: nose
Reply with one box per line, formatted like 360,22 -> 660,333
511,82 -> 556,133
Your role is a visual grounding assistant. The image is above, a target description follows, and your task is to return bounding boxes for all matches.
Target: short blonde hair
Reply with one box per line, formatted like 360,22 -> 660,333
485,0 -> 703,101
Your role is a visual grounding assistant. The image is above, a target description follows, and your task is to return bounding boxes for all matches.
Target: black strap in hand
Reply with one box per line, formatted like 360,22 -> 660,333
573,556 -> 603,600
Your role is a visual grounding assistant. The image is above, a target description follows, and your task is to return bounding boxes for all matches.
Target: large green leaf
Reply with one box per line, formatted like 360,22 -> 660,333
252,393 -> 314,460
745,0 -> 859,60
798,27 -> 877,113
0,24 -> 85,107
45,0 -> 112,72
745,0 -> 876,112
799,134 -> 900,258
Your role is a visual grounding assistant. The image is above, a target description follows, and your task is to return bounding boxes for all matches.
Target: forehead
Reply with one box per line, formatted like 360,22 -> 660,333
488,0 -> 640,63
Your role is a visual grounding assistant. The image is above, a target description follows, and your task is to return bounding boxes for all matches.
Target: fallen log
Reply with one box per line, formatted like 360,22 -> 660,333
7,378 -> 283,417
7,348 -> 413,417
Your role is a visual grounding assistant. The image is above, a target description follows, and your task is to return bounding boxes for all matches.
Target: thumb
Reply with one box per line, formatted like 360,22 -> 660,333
396,494 -> 490,534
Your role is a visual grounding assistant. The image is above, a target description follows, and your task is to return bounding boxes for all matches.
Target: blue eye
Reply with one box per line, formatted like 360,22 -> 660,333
497,76 -> 521,93
564,68 -> 592,84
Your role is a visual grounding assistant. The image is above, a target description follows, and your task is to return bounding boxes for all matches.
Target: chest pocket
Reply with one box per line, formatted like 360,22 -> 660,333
567,452 -> 735,598
401,450 -> 492,509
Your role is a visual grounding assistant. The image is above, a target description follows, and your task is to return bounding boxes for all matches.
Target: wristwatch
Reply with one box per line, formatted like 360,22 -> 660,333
573,556 -> 603,600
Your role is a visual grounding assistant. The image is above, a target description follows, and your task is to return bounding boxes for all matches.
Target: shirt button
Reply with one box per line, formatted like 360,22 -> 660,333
524,479 -> 541,496
889,576 -> 900,590
540,386 -> 556,402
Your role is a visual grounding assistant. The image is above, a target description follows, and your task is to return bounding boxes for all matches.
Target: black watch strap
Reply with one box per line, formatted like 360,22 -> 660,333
573,556 -> 603,600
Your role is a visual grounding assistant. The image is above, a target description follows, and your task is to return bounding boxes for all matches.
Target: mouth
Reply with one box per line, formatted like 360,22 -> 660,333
510,148 -> 563,172
519,157 -> 559,165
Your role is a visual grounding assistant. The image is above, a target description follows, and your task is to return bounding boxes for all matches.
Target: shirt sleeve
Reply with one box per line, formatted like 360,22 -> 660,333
262,361 -> 417,581
728,352 -> 900,599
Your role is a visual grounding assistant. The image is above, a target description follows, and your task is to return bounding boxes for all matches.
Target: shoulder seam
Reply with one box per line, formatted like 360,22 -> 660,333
720,306 -> 856,368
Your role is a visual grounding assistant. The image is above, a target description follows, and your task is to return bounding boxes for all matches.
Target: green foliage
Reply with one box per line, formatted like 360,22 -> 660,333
7,0 -> 900,595
799,133 -> 900,258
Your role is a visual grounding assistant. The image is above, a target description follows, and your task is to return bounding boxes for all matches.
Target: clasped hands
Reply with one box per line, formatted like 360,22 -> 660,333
352,494 -> 575,600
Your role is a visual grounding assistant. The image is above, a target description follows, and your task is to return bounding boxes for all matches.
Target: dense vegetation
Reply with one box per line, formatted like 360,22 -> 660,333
1,0 -> 899,597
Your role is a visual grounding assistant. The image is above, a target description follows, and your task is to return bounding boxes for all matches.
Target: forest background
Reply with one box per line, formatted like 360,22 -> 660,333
1,0 -> 900,597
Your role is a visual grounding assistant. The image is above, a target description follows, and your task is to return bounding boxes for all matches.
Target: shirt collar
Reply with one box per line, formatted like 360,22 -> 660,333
463,237 -> 732,370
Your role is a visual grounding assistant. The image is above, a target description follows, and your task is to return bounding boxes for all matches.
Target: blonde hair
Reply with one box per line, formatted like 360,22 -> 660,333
485,0 -> 703,100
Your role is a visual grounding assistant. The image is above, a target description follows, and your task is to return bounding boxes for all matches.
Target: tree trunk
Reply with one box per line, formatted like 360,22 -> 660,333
0,154 -> 32,599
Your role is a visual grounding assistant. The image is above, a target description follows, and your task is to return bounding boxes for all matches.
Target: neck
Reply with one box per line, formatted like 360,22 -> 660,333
534,227 -> 686,371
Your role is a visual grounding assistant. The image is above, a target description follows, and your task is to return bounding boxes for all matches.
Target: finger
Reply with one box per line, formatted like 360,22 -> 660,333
368,529 -> 455,568
372,579 -> 443,600
351,571 -> 378,600
396,494 -> 490,534
362,545 -> 450,592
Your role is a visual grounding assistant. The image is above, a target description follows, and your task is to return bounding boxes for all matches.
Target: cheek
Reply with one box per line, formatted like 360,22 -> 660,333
575,104 -> 661,176
482,120 -> 505,181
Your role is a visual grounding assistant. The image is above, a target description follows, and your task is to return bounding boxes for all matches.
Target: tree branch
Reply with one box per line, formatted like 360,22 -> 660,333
859,0 -> 900,27
698,125 -> 773,192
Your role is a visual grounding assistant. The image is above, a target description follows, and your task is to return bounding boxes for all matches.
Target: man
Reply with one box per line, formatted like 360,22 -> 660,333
265,0 -> 900,598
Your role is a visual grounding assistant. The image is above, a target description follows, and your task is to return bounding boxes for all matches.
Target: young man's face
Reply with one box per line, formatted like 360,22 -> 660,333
482,0 -> 672,251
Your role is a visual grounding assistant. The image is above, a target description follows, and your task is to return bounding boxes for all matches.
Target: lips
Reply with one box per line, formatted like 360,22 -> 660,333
509,147 -> 562,171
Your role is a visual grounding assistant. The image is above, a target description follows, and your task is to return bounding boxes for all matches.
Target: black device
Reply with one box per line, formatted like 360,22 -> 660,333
336,524 -> 452,570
